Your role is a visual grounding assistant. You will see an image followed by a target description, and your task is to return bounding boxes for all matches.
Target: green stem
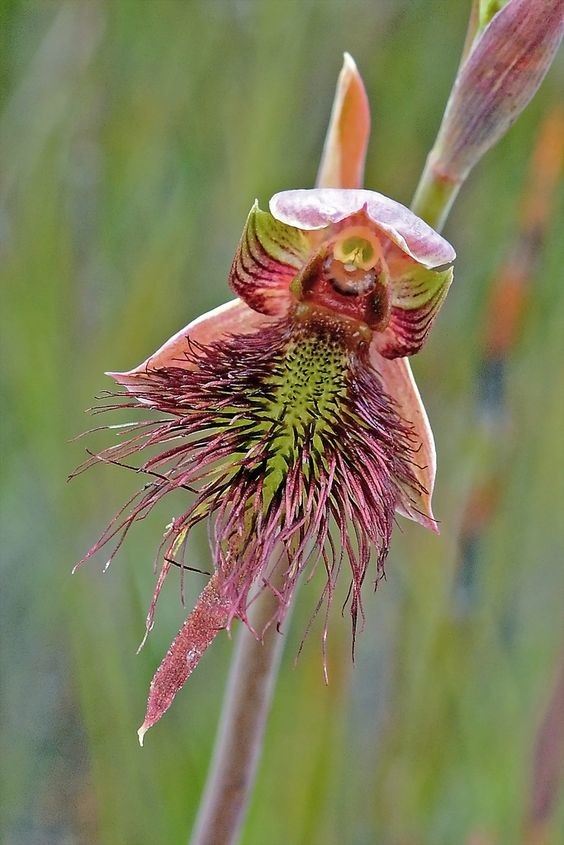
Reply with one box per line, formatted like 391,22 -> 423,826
410,161 -> 461,231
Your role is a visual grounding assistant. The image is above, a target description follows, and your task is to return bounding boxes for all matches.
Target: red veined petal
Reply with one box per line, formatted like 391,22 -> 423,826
374,259 -> 454,358
228,201 -> 311,315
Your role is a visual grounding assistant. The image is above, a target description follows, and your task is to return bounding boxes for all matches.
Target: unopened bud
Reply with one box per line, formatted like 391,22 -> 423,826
431,0 -> 563,182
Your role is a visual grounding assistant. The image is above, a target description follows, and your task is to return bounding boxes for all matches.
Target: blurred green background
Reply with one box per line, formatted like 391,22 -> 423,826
2,1 -> 563,844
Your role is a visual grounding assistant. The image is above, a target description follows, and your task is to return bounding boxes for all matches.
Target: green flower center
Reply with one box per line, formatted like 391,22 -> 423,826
255,313 -> 352,506
339,236 -> 375,267
332,225 -> 382,271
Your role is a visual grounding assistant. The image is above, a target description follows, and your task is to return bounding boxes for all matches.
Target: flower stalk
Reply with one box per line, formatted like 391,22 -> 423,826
189,560 -> 291,845
410,172 -> 460,233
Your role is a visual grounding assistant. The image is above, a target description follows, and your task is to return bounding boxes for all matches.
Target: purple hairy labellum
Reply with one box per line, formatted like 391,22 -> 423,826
74,56 -> 455,741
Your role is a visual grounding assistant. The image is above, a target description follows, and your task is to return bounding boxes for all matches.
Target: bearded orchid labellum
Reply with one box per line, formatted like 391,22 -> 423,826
76,55 -> 455,743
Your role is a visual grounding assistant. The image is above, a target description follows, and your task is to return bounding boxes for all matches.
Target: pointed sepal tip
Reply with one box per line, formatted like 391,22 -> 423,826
138,723 -> 148,747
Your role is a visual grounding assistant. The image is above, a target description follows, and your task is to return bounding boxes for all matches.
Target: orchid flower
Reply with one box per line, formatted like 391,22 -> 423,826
76,55 -> 455,742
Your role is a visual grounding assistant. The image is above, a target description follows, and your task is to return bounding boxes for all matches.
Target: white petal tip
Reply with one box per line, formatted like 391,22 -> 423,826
105,370 -> 135,383
137,724 -> 148,747
396,502 -> 440,535
136,630 -> 150,655
416,511 -> 440,535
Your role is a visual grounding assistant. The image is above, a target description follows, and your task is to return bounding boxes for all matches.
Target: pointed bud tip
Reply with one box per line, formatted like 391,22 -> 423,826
342,52 -> 357,72
316,50 -> 370,190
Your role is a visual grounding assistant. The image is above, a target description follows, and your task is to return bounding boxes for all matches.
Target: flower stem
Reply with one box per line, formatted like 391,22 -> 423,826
410,163 -> 460,231
189,573 -> 290,845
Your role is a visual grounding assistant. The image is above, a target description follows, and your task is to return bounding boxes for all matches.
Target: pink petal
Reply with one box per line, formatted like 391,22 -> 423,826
270,188 -> 455,270
108,299 -> 277,390
370,348 -> 438,533
228,201 -> 310,315
316,53 -> 371,190
138,573 -> 232,745
373,260 -> 454,358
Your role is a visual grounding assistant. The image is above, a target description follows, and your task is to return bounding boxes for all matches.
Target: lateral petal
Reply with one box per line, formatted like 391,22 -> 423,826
370,348 -> 438,533
374,260 -> 454,358
228,201 -> 310,315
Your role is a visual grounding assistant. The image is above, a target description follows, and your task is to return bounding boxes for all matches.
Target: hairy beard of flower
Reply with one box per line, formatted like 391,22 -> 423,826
83,306 -> 425,642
